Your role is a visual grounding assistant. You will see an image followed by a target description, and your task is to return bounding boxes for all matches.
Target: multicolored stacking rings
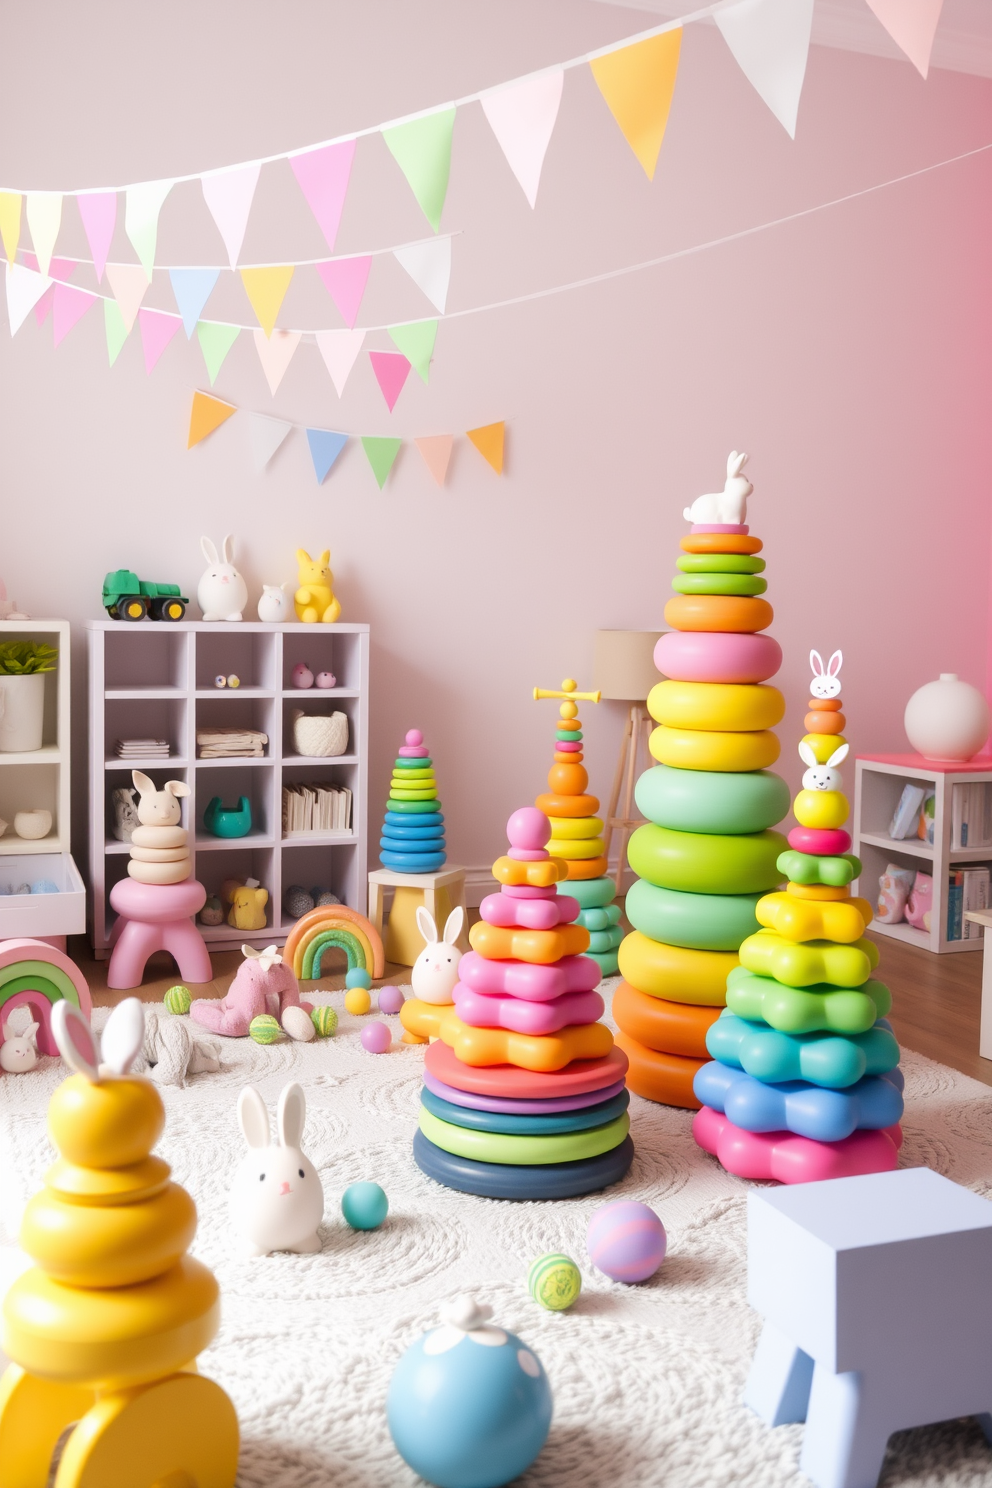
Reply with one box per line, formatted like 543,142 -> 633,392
403,806 -> 634,1198
379,728 -> 446,873
613,514 -> 791,1106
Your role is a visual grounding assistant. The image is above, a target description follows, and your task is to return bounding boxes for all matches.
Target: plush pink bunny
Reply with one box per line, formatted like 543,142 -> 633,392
191,945 -> 304,1038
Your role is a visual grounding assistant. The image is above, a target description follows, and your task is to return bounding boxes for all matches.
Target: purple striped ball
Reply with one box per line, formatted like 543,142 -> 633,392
587,1201 -> 666,1283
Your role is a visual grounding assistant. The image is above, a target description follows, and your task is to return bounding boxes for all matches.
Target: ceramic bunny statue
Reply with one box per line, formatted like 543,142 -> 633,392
230,1082 -> 324,1255
257,582 -> 293,622
198,536 -> 248,622
683,451 -> 753,526
411,906 -> 464,1005
0,1016 -> 39,1072
295,548 -> 341,624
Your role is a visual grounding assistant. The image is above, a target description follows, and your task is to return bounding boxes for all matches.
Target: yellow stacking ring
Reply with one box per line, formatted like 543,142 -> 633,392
801,733 -> 849,763
650,725 -> 780,773
793,790 -> 850,830
648,681 -> 785,733
755,892 -> 873,944
618,933 -> 737,1005
550,838 -> 606,860
547,816 -> 603,840
418,1108 -> 630,1165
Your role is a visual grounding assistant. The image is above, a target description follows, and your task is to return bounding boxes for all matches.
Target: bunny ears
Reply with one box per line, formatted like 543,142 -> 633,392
810,649 -> 842,684
201,534 -> 235,566
52,998 -> 145,1082
798,740 -> 849,770
238,1082 -> 306,1150
416,905 -> 465,947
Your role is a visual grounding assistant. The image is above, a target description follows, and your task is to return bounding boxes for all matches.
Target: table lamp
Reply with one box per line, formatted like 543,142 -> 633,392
593,630 -> 663,893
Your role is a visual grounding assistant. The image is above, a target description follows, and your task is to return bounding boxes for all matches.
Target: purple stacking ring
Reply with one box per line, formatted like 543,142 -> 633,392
422,1069 -> 627,1115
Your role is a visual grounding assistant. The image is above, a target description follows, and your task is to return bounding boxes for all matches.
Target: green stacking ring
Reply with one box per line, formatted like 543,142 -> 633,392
418,1108 -> 630,1165
564,877 -> 616,909
777,849 -> 861,886
671,573 -> 768,596
725,967 -> 892,1035
387,798 -> 441,813
557,729 -> 582,742
394,757 -> 432,768
635,765 -> 790,836
391,769 -> 435,781
628,823 -> 786,895
625,878 -> 762,951
389,789 -> 438,800
676,553 -> 766,574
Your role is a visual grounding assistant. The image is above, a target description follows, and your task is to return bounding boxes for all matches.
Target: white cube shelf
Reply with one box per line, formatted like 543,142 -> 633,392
87,620 -> 369,957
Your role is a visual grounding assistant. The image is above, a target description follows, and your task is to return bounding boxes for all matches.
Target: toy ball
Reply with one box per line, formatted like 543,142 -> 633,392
341,1180 -> 388,1230
199,895 -> 224,927
164,984 -> 192,1016
249,1013 -> 283,1045
227,673 -> 240,689
292,662 -> 314,689
345,967 -> 372,991
315,671 -> 336,688
388,1296 -> 552,1488
311,1005 -> 338,1038
345,987 -> 372,1016
378,985 -> 405,1015
213,674 -> 227,689
311,886 -> 340,906
361,1021 -> 391,1054
283,884 -> 314,920
528,1253 -> 582,1311
587,1200 -> 666,1284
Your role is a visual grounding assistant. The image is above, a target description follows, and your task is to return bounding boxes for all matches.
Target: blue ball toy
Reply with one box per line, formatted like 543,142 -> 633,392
387,1296 -> 552,1488
345,967 -> 372,991
341,1181 -> 388,1230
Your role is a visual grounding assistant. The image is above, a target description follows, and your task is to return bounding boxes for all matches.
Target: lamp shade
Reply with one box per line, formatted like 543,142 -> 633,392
594,630 -> 663,701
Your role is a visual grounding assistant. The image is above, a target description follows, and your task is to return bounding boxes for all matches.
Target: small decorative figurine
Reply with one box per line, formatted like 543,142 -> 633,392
682,451 -> 753,526
226,877 -> 268,931
411,906 -> 464,1005
203,795 -> 252,838
294,547 -> 341,623
315,670 -> 336,688
0,1016 -> 39,1072
257,582 -> 293,623
127,771 -> 192,885
291,661 -> 314,689
199,895 -> 225,926
198,535 -> 248,622
191,944 -> 307,1039
230,1082 -> 324,1255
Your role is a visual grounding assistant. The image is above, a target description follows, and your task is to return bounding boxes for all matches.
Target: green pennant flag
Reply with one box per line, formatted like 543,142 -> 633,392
382,107 -> 455,232
387,320 -> 437,385
361,436 -> 403,489
104,297 -> 128,366
197,322 -> 240,385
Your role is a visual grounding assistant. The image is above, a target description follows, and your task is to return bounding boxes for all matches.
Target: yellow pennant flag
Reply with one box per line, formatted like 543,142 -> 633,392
589,29 -> 682,180
188,390 -> 236,449
0,192 -> 22,264
467,421 -> 505,475
240,265 -> 294,337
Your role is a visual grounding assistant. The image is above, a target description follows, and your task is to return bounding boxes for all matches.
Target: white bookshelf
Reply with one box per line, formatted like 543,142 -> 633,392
854,754 -> 992,955
86,620 -> 369,958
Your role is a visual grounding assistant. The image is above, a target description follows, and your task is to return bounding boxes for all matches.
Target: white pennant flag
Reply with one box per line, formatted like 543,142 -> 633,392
315,328 -> 365,397
5,262 -> 51,336
26,193 -> 63,278
201,163 -> 261,268
393,238 -> 451,314
105,262 -> 150,332
246,412 -> 293,469
481,69 -> 564,209
715,0 -> 814,139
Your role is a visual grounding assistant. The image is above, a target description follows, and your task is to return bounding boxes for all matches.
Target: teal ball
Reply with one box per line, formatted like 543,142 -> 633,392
345,967 -> 372,991
342,1181 -> 388,1230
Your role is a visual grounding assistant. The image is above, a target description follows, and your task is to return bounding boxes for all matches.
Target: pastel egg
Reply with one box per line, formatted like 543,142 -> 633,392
249,1014 -> 283,1044
528,1253 -> 582,1311
663,595 -> 774,634
310,1005 -> 338,1037
625,879 -> 763,951
378,985 -> 406,1015
648,680 -> 785,732
635,765 -> 790,836
650,725 -> 780,773
587,1200 -> 666,1283
361,1021 -> 392,1053
794,790 -> 849,830
164,984 -> 191,1015
655,630 -> 782,685
628,824 -> 786,896
617,934 -> 738,1006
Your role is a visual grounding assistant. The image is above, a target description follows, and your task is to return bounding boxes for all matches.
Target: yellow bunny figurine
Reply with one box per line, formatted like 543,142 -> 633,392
0,999 -> 238,1488
295,547 -> 341,624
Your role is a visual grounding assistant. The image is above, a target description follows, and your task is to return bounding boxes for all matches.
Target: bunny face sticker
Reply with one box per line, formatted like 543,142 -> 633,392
810,649 -> 843,700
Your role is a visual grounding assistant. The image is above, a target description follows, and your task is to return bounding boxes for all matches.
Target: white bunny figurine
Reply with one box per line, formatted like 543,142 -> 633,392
683,451 -> 753,525
810,649 -> 843,699
132,771 -> 190,827
0,1017 -> 39,1072
198,535 -> 248,622
257,583 -> 293,623
411,906 -> 465,1005
799,740 -> 850,792
230,1083 -> 324,1256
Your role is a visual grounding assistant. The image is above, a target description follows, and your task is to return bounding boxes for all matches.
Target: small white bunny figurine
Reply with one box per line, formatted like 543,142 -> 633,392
683,451 -> 753,525
0,1017 -> 39,1072
810,649 -> 843,699
230,1083 -> 324,1256
198,535 -> 248,622
257,583 -> 293,623
411,906 -> 465,1005
132,771 -> 190,827
799,740 -> 850,792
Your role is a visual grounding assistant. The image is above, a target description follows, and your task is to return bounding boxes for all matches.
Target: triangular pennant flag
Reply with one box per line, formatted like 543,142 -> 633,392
368,350 -> 411,411
392,237 -> 451,313
241,265 -> 294,337
387,320 -> 437,384
170,267 -> 220,337
415,434 -> 453,487
361,435 -> 402,489
26,192 -> 63,277
247,412 -> 294,470
590,30 -> 682,180
201,163 -> 260,268
105,261 -> 150,332
290,140 -> 356,252
382,106 -> 456,232
0,193 -> 21,264
34,286 -> 55,327
315,328 -> 364,397
52,283 -> 96,347
5,263 -> 51,336
77,192 -> 117,281
104,297 -> 128,366
306,428 -> 349,483
124,178 -> 174,279
138,307 -> 181,373
467,421 -> 504,474
21,253 -> 71,330
714,0 -> 813,138
188,390 -> 236,448
481,69 -> 564,208
864,0 -> 944,77
315,255 -> 371,329
197,321 -> 240,385
253,326 -> 301,395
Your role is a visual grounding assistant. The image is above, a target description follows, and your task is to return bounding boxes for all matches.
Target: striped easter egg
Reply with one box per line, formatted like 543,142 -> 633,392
164,984 -> 191,1015
310,1005 -> 338,1038
587,1201 -> 666,1283
249,1014 -> 283,1045
527,1253 -> 582,1311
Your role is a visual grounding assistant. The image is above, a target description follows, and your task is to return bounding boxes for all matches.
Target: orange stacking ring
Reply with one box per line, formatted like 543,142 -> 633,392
664,596 -> 774,634
805,710 -> 846,734
680,534 -> 763,555
787,882 -> 851,901
562,857 -> 610,879
612,981 -> 719,1057
535,793 -> 601,818
614,1031 -> 704,1109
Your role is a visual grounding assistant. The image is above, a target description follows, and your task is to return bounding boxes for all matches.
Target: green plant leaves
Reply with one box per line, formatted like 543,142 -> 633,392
0,641 -> 58,674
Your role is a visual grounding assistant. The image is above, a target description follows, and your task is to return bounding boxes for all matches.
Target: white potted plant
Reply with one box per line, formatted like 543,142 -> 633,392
0,641 -> 57,753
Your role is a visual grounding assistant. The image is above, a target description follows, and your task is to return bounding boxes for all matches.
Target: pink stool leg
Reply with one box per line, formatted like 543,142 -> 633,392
160,919 -> 213,984
107,920 -> 163,990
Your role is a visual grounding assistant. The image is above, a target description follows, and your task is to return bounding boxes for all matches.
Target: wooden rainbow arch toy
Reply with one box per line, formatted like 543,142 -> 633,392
282,905 -> 386,981
0,939 -> 92,1054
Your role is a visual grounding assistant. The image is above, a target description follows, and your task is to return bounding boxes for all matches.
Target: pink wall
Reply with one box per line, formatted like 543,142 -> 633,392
1,1 -> 990,882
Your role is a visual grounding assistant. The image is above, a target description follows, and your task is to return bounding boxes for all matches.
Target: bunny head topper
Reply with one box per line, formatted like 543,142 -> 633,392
798,740 -> 849,793
132,771 -> 190,827
683,452 -> 753,526
411,906 -> 465,1005
52,997 -> 146,1082
810,650 -> 843,700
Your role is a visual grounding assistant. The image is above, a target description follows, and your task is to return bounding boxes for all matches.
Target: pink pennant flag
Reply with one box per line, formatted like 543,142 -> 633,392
77,192 -> 117,281
253,327 -> 302,396
34,286 -> 55,325
138,308 -> 181,373
481,70 -> 564,208
52,283 -> 96,347
415,434 -> 454,487
315,255 -> 371,329
864,0 -> 943,76
22,252 -> 74,327
290,139 -> 356,252
106,261 -> 150,332
315,328 -> 364,396
201,163 -> 261,268
368,350 -> 411,412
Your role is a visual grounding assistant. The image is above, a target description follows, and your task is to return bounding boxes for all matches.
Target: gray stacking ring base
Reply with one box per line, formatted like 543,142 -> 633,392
413,1129 -> 635,1199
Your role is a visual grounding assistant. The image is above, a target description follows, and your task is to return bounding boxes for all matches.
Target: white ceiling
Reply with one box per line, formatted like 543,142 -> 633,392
585,0 -> 992,77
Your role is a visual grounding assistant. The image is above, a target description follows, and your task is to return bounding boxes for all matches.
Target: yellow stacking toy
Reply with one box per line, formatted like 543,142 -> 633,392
0,998 -> 238,1488
614,453 -> 790,1107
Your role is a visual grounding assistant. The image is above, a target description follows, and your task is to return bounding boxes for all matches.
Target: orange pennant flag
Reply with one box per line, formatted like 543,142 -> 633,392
240,265 -> 295,337
466,421 -> 504,475
415,434 -> 454,487
188,390 -> 236,449
589,29 -> 682,180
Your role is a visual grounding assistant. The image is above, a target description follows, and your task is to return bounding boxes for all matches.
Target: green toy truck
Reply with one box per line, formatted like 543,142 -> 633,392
102,570 -> 189,622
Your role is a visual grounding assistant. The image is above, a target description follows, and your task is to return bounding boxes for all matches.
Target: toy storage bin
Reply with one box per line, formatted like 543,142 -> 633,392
283,695 -> 358,761
194,629 -> 278,693
103,627 -> 189,692
0,852 -> 85,936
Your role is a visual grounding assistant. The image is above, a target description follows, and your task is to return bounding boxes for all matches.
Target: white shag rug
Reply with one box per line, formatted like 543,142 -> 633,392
3,985 -> 992,1488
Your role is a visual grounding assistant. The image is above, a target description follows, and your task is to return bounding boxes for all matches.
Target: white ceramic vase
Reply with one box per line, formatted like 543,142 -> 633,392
0,673 -> 46,752
904,674 -> 991,762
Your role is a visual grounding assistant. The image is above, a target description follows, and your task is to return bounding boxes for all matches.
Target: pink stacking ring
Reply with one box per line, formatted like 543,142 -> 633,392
655,630 -> 782,684
788,826 -> 853,855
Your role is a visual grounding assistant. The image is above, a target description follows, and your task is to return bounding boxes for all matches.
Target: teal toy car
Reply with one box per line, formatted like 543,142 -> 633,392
102,570 -> 188,622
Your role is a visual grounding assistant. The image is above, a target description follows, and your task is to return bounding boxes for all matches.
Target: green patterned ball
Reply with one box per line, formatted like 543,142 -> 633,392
249,1014 -> 283,1045
311,1005 -> 338,1038
528,1253 -> 582,1311
164,985 -> 192,1015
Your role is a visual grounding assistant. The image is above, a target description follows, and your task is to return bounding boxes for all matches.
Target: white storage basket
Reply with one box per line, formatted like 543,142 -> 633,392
291,709 -> 349,758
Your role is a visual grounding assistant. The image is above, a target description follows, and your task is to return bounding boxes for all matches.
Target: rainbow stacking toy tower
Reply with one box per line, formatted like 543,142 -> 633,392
402,807 -> 633,1199
533,679 -> 623,975
693,652 -> 904,1182
379,728 -> 446,873
613,458 -> 791,1106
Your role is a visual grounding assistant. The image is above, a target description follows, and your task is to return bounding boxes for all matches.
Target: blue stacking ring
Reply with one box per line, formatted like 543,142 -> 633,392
413,1130 -> 635,1199
382,822 -> 447,840
380,851 -> 447,873
384,811 -> 444,830
420,1087 -> 630,1135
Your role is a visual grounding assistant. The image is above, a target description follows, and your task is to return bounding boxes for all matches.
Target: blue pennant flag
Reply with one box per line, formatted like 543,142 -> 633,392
170,267 -> 220,337
306,428 -> 348,484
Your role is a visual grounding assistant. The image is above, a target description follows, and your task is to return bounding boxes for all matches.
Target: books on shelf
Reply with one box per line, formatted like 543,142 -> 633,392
889,784 -> 926,840
197,728 -> 268,758
282,783 -> 352,837
951,783 -> 992,851
947,866 -> 989,941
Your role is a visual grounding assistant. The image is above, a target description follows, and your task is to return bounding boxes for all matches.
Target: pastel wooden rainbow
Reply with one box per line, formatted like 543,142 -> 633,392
0,940 -> 92,1056
283,906 -> 385,981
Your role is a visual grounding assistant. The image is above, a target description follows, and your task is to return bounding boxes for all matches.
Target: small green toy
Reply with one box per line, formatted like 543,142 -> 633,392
249,1014 -> 283,1045
527,1253 -> 582,1311
164,984 -> 192,1015
310,1005 -> 338,1038
102,569 -> 188,622
204,796 -> 252,839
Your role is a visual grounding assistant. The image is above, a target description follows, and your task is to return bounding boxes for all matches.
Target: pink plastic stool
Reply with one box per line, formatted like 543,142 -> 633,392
108,878 -> 213,990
